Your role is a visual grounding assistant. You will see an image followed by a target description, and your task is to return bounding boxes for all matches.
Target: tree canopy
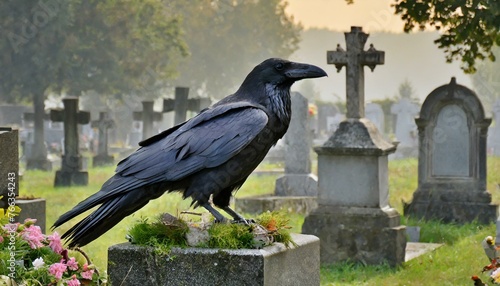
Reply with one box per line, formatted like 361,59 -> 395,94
393,0 -> 499,73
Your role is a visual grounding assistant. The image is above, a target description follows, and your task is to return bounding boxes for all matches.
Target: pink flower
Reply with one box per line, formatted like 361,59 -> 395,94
66,275 -> 81,286
0,235 -> 3,243
81,263 -> 94,280
21,225 -> 45,249
66,257 -> 79,271
48,231 -> 64,254
23,218 -> 37,226
49,262 -> 67,280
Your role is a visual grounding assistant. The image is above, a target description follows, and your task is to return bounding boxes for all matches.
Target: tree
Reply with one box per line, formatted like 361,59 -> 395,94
169,0 -> 302,98
0,0 -> 187,169
470,46 -> 500,109
346,0 -> 499,73
393,0 -> 499,73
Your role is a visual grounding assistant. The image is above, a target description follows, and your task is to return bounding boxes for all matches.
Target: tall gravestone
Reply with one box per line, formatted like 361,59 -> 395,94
404,78 -> 497,223
92,112 -> 115,167
391,98 -> 419,158
235,93 -> 318,215
275,92 -> 317,196
163,87 -> 212,126
51,97 -> 90,187
489,100 -> 500,156
133,101 -> 163,140
302,26 -> 406,267
366,102 -> 385,134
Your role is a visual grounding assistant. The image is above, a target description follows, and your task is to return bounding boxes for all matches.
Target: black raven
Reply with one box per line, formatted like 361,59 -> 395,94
53,58 -> 327,247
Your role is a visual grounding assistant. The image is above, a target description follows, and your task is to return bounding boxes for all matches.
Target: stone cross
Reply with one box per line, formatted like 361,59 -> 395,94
91,112 -> 115,166
163,87 -> 211,126
133,101 -> 163,140
50,97 -> 90,186
327,26 -> 384,119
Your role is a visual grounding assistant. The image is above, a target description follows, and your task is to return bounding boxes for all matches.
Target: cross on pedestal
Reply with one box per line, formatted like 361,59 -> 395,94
133,101 -> 163,140
163,87 -> 211,126
327,26 -> 384,119
91,112 -> 115,167
50,97 -> 90,186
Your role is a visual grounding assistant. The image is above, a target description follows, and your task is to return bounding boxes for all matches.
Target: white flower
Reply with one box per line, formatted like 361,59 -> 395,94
32,257 -> 45,269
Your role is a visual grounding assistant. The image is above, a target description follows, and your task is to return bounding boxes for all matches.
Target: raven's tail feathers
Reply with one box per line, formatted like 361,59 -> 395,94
60,186 -> 165,248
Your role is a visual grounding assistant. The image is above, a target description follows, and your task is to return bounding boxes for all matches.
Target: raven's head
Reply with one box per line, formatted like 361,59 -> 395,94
251,58 -> 327,86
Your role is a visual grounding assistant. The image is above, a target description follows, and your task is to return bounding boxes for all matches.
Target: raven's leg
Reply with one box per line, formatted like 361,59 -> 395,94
222,206 -> 255,224
202,203 -> 227,223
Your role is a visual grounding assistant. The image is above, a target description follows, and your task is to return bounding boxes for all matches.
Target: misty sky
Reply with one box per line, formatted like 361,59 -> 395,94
286,0 -> 404,33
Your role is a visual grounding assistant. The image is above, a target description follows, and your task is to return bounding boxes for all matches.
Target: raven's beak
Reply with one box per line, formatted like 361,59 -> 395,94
285,62 -> 328,80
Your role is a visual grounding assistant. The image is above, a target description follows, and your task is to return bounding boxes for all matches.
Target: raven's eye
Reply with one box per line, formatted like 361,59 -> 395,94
275,63 -> 284,71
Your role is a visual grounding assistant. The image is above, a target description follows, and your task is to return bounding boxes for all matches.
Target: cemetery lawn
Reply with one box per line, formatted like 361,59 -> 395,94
20,157 -> 500,285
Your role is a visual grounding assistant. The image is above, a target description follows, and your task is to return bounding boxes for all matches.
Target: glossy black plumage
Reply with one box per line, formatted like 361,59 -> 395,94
52,58 -> 327,247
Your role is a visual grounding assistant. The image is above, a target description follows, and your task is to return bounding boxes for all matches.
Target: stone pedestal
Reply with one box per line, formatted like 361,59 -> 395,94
302,119 -> 406,267
54,155 -> 88,187
108,233 -> 319,286
303,206 -> 406,266
26,159 -> 52,171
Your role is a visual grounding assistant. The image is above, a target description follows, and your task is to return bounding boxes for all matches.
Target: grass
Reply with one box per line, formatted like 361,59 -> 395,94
17,157 -> 500,285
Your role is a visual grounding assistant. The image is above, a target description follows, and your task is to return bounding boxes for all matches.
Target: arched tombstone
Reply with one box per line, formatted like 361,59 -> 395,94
404,77 -> 497,224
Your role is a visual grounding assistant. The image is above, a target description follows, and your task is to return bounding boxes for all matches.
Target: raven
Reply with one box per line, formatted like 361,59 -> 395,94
53,58 -> 327,247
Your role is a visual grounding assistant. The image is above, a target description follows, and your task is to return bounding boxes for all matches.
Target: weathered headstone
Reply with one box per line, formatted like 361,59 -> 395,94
50,97 -> 90,187
317,103 -> 340,135
302,26 -> 406,267
405,78 -> 497,224
0,127 -> 46,232
133,101 -> 163,140
275,92 -> 317,196
366,102 -> 385,133
236,93 -> 318,214
391,98 -> 419,158
489,100 -> 500,156
108,234 -> 319,286
24,112 -> 53,170
0,128 -> 20,208
163,87 -> 212,126
91,112 -> 115,167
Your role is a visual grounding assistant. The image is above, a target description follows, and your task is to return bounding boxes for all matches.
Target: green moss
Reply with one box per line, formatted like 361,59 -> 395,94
127,215 -> 189,255
207,223 -> 255,249
256,210 -> 297,248
126,211 -> 297,251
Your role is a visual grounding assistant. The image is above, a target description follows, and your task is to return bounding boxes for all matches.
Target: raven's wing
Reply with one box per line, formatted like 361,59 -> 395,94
117,103 -> 268,182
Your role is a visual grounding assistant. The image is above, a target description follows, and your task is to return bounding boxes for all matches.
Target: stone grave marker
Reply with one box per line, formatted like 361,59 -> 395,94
23,112 -> 53,170
404,77 -> 497,224
366,102 -> 385,133
108,233 -> 319,286
163,87 -> 212,126
91,112 -> 115,167
302,26 -> 406,266
50,97 -> 90,187
317,103 -> 339,135
236,92 -> 318,215
275,92 -> 318,196
391,98 -> 419,158
0,127 -> 46,232
489,100 -> 500,156
133,101 -> 163,140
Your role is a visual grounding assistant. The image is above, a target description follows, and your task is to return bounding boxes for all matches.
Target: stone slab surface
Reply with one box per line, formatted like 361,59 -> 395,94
405,242 -> 443,262
108,233 -> 319,286
235,196 -> 317,215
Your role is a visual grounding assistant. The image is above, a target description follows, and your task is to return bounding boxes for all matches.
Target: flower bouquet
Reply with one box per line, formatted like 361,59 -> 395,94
0,216 -> 106,285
